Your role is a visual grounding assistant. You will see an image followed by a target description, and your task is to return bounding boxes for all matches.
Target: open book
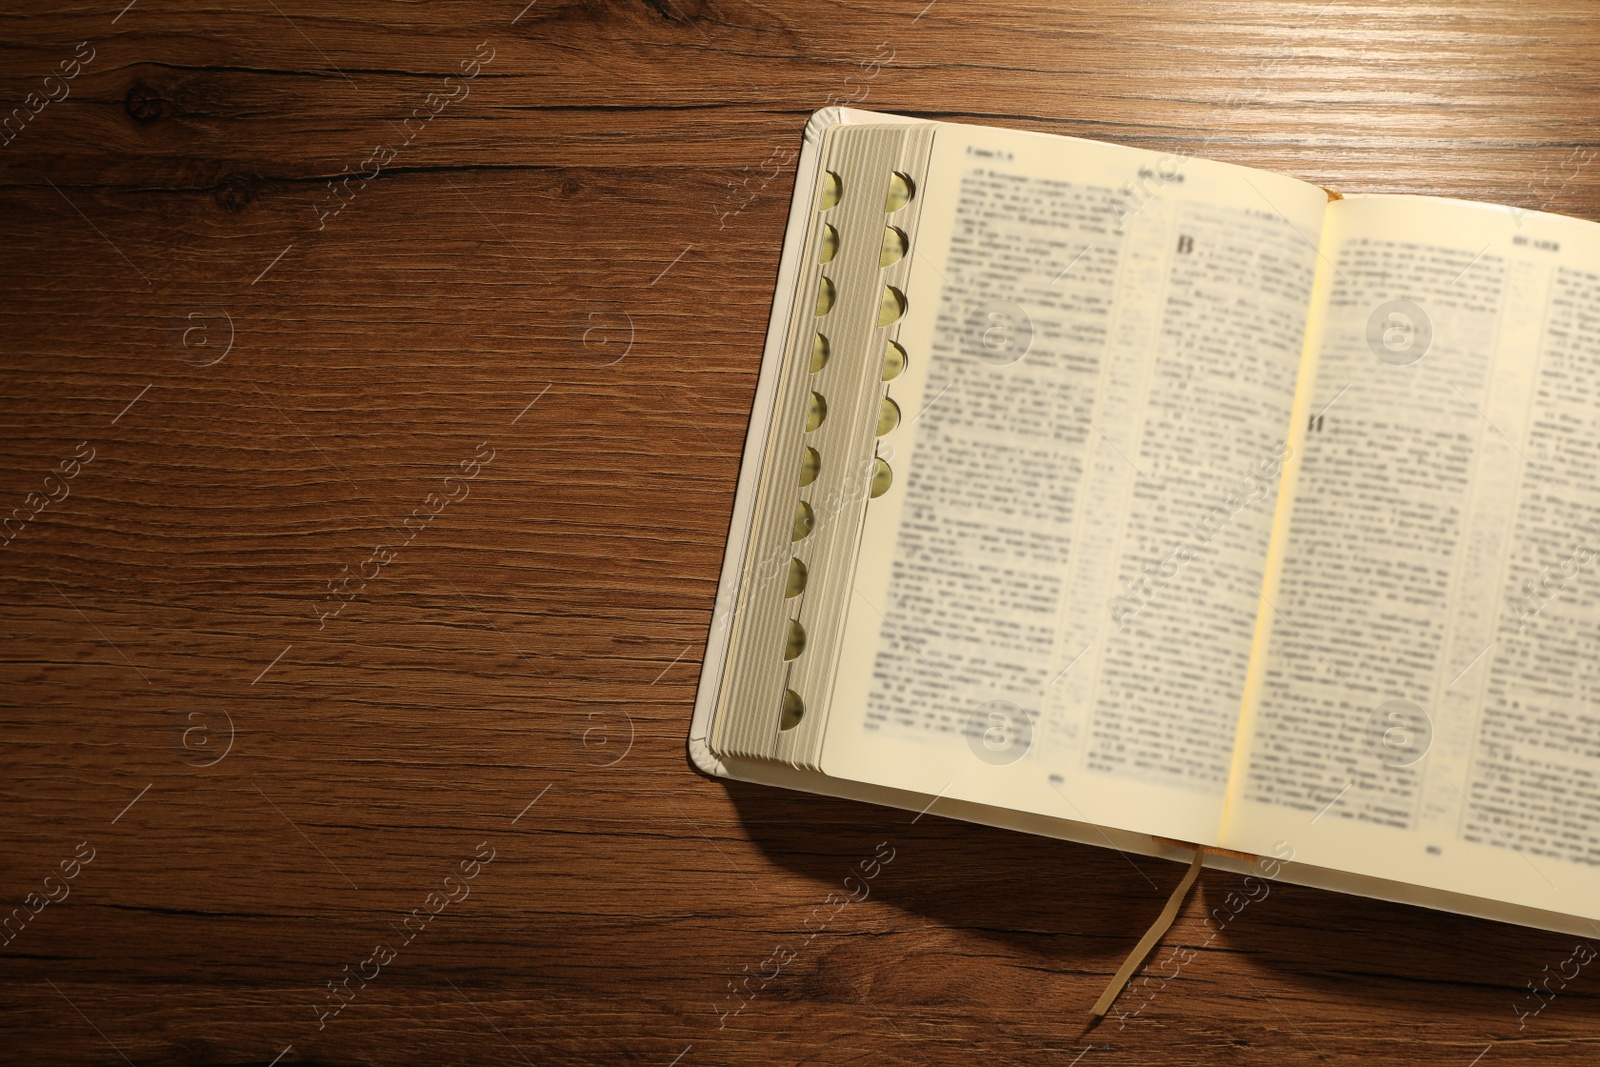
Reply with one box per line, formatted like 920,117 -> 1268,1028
690,107 -> 1600,938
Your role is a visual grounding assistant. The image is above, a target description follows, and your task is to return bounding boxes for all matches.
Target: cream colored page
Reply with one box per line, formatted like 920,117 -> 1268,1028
1223,194 -> 1600,921
821,123 -> 1328,845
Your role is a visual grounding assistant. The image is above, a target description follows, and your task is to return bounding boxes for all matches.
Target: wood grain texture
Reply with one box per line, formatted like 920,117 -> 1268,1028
2,0 -> 1599,1063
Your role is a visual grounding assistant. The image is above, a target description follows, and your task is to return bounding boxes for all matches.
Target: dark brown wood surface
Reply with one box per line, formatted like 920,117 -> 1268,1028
3,1 -> 1599,1063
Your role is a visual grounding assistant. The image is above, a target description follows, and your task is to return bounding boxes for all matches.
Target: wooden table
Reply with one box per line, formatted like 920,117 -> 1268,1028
3,1 -> 1598,1063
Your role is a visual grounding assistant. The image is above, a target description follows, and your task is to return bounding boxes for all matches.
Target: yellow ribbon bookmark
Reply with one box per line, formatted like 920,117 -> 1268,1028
1089,849 -> 1205,1018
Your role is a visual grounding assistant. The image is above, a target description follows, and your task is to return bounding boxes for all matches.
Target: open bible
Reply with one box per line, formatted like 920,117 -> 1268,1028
690,107 -> 1600,937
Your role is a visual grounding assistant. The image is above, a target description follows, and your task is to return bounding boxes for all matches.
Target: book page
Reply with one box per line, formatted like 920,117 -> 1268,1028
821,122 -> 1329,845
1222,194 -> 1600,922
